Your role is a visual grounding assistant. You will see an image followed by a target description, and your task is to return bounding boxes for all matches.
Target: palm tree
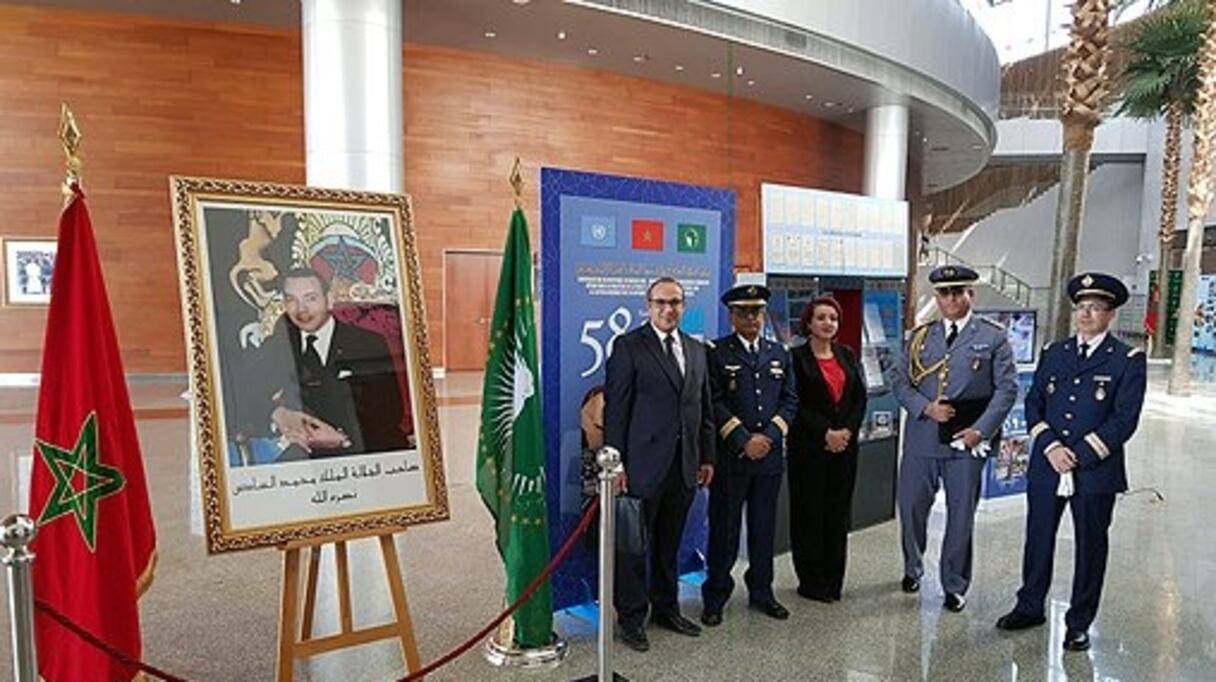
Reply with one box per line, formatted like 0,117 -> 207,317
1116,3 -> 1203,358
1047,0 -> 1114,342
1169,0 -> 1216,396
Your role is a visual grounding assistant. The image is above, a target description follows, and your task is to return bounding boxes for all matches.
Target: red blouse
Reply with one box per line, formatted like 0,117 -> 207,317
817,354 -> 846,405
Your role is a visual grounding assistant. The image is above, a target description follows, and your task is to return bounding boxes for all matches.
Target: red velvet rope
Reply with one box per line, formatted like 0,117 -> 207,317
399,497 -> 601,681
28,497 -> 602,682
34,598 -> 191,682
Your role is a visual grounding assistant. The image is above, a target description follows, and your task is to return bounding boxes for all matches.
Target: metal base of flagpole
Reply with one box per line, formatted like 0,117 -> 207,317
482,631 -> 569,669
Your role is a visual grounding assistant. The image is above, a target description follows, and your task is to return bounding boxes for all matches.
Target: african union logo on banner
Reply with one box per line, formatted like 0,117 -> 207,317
580,215 -> 616,248
677,223 -> 706,253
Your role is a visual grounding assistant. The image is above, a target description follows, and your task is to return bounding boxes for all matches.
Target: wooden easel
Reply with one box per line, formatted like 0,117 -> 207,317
276,527 -> 422,681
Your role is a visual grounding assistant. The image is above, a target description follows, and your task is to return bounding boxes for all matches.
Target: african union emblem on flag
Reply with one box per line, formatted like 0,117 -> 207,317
476,204 -> 556,652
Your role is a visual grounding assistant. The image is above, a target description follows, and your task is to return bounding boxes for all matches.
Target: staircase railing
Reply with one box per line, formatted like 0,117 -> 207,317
920,246 -> 1048,309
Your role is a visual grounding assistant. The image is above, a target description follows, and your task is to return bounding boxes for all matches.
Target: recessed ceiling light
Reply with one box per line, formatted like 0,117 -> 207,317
512,0 -> 531,4
711,72 -> 722,78
632,54 -> 648,63
847,106 -> 855,112
587,47 -> 598,55
971,143 -> 983,150
735,66 -> 745,76
484,30 -> 497,38
804,94 -> 814,100
823,101 -> 838,108
674,64 -> 685,71
556,31 -> 567,40
747,79 -> 755,86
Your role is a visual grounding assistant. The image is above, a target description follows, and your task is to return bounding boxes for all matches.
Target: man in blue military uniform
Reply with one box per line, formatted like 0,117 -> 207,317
701,284 -> 798,627
888,265 -> 1018,612
996,272 -> 1147,652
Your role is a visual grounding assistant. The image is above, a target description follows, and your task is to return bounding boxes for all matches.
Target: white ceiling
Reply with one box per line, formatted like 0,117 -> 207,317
4,0 -> 994,191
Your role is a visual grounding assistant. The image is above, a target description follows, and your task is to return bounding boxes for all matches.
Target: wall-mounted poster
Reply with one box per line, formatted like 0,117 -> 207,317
2,238 -> 57,306
170,177 -> 447,553
761,183 -> 908,277
978,309 -> 1038,365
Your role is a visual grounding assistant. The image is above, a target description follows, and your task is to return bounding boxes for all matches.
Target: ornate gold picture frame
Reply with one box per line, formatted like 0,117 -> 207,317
170,176 -> 448,553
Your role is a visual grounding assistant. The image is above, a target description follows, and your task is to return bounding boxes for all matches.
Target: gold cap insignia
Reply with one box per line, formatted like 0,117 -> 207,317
1081,274 -> 1094,287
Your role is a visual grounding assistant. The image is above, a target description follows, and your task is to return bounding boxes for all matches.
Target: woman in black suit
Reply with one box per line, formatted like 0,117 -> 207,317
788,296 -> 867,602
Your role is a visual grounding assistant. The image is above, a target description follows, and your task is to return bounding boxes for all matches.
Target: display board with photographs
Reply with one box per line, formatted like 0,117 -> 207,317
170,177 -> 447,552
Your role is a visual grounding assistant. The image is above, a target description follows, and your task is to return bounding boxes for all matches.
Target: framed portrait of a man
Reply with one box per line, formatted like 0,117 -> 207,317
2,238 -> 57,306
170,177 -> 447,553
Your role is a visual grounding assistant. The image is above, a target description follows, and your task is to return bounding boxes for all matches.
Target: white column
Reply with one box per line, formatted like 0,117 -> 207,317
863,104 -> 909,199
302,0 -> 403,192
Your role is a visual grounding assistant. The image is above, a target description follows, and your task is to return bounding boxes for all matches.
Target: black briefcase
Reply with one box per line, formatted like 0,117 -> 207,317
937,398 -> 997,444
615,496 -> 648,556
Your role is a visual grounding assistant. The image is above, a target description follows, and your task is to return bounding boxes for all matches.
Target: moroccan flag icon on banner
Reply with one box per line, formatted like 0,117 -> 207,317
631,219 -> 664,250
29,185 -> 157,682
475,207 -> 553,648
677,223 -> 707,253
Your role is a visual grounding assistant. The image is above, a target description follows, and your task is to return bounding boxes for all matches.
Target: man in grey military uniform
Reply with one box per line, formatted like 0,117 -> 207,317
887,265 -> 1018,612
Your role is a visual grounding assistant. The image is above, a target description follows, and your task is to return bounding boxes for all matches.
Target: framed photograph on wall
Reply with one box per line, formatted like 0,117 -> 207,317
169,176 -> 447,553
2,238 -> 57,306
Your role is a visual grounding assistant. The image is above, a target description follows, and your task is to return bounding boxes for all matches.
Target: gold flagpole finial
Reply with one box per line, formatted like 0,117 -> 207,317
509,157 -> 524,209
58,103 -> 83,197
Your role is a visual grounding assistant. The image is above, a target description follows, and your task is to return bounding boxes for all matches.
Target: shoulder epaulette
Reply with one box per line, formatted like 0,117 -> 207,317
979,317 -> 1005,331
1042,341 -> 1053,352
1128,347 -> 1143,357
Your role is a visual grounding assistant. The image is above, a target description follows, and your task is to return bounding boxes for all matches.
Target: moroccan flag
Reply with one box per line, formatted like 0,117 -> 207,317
475,207 -> 552,648
631,219 -> 663,250
29,185 -> 157,681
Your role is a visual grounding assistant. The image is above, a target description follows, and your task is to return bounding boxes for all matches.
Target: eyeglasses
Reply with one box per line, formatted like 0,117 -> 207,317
1073,302 -> 1111,314
649,297 -> 685,309
935,286 -> 967,298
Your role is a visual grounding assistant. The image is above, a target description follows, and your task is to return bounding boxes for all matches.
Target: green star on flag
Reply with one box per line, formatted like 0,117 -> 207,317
36,412 -> 125,551
677,223 -> 707,253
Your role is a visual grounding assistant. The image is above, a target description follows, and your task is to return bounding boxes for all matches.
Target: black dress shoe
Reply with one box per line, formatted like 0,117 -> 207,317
700,609 -> 723,627
751,598 -> 790,620
797,585 -> 834,603
901,576 -> 920,594
996,610 -> 1047,631
944,593 -> 967,612
1063,630 -> 1091,652
618,625 -> 649,652
652,611 -> 701,637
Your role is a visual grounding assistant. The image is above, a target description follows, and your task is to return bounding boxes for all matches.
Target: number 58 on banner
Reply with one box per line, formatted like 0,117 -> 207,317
579,306 -> 633,377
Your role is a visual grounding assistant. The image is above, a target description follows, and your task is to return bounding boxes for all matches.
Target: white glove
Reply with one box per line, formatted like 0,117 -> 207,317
950,438 -> 991,458
1057,471 -> 1075,498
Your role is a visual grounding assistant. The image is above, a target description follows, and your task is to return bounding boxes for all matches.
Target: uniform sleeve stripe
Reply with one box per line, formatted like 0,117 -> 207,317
772,416 -> 789,436
1085,432 -> 1111,459
1030,422 -> 1050,439
720,417 -> 743,440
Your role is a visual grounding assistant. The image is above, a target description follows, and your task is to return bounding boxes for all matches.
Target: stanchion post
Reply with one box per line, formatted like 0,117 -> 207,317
596,446 -> 622,682
1,514 -> 38,682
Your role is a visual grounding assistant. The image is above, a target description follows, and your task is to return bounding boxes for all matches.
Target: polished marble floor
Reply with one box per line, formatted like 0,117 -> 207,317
1,363 -> 1214,681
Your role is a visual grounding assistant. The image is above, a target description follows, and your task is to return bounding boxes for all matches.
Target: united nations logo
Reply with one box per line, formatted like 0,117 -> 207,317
591,223 -> 607,240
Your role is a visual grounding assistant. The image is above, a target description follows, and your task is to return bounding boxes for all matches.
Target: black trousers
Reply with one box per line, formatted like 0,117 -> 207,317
702,470 -> 782,610
788,446 -> 858,597
614,452 -> 695,629
1015,489 -> 1117,632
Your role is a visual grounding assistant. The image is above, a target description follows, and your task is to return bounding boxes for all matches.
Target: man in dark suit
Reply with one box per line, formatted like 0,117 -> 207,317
701,284 -> 797,626
264,268 -> 410,459
604,276 -> 716,652
996,273 -> 1147,652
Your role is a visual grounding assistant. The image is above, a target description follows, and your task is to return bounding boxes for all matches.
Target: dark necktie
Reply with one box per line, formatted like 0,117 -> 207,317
1079,342 -> 1090,359
946,322 -> 958,348
304,333 -> 323,370
664,334 -> 680,373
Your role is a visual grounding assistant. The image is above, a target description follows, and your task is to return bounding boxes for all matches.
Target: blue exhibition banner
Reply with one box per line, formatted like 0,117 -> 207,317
540,167 -> 735,610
